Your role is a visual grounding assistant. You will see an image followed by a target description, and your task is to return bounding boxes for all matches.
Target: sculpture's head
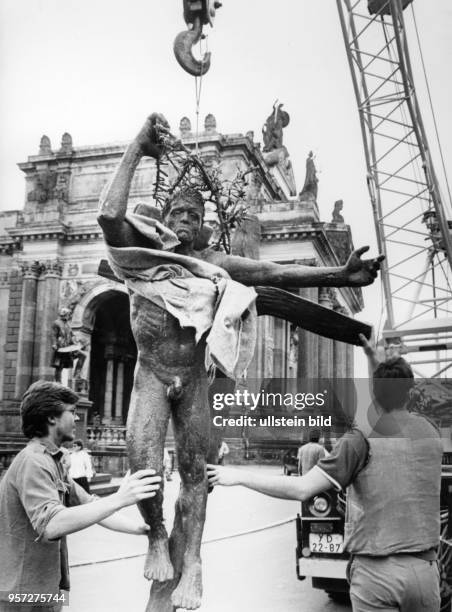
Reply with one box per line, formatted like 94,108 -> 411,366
58,307 -> 72,321
162,187 -> 205,246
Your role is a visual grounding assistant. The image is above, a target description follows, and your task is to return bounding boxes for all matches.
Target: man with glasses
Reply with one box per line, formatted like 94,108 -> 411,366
0,380 -> 161,612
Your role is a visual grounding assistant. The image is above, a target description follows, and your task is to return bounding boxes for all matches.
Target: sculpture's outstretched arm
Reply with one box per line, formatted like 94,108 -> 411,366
211,246 -> 384,288
97,113 -> 169,247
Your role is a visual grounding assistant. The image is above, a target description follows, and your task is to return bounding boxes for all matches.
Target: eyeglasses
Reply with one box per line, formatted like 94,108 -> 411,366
63,406 -> 78,416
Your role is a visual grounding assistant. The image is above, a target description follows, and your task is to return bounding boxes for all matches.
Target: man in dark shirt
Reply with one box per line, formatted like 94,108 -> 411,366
208,340 -> 442,612
297,429 -> 326,475
0,380 -> 161,612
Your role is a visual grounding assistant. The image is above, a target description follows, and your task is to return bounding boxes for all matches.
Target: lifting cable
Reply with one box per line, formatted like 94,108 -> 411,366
193,35 -> 208,155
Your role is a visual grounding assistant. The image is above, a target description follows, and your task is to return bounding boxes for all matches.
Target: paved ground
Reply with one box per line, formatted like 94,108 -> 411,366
67,466 -> 350,612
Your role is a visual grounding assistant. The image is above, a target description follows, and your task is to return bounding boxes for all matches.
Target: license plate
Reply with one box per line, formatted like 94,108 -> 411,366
309,533 -> 344,553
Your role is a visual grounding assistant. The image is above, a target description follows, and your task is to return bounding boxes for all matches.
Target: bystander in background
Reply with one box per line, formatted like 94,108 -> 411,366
68,439 -> 93,493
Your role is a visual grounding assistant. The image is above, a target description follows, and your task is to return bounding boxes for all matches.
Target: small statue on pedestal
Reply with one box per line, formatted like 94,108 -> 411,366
51,307 -> 87,385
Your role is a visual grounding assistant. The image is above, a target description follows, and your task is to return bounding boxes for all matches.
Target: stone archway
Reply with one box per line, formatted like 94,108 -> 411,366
89,291 -> 136,425
71,282 -> 136,425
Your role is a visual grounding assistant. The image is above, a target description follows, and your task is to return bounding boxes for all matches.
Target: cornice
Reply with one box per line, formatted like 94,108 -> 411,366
0,236 -> 21,254
9,224 -> 68,241
66,229 -> 103,242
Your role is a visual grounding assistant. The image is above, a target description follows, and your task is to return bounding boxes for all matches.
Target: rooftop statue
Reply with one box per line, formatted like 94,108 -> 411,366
332,199 -> 345,223
262,101 -> 290,152
299,151 -> 319,201
97,113 -> 383,611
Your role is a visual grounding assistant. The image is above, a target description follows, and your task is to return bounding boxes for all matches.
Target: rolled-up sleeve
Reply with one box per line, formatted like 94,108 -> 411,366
16,455 -> 65,540
315,429 -> 369,490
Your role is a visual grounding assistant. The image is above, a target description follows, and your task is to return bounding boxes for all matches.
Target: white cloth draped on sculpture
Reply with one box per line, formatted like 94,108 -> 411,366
106,212 -> 257,379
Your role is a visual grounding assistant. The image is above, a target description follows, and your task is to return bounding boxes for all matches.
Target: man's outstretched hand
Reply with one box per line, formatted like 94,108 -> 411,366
359,332 -> 382,371
343,246 -> 385,287
135,113 -> 171,159
207,464 -> 241,487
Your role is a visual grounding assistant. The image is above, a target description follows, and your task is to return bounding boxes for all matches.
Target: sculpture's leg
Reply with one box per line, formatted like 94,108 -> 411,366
126,362 -> 174,582
170,361 -> 210,610
146,502 -> 185,612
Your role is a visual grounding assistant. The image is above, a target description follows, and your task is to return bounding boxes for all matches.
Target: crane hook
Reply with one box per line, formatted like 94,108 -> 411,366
173,16 -> 211,77
173,0 -> 221,77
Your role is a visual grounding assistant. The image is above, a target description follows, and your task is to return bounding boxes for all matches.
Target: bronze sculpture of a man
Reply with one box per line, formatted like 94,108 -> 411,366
98,113 -> 383,610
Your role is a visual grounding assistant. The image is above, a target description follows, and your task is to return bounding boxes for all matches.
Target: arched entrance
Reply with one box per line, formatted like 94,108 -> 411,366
89,291 -> 136,425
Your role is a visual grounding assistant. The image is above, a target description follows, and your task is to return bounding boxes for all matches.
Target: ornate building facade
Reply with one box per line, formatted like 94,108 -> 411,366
0,114 -> 363,460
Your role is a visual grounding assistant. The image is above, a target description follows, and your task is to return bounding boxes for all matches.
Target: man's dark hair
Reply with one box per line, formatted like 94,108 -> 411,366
162,186 -> 205,220
21,380 -> 79,438
372,357 -> 414,412
309,429 -> 321,443
73,439 -> 84,449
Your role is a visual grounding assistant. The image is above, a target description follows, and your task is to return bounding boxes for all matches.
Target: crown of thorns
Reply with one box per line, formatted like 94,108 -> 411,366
153,136 -> 256,253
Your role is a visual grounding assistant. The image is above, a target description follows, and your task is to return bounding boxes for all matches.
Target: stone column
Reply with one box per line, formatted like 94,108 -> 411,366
287,324 -> 299,379
103,356 -> 114,424
263,316 -> 274,378
333,306 -> 348,381
345,344 -> 354,379
34,259 -> 63,380
297,287 -> 319,379
332,306 -> 350,434
0,272 -> 10,400
273,317 -> 286,378
15,262 -> 41,396
115,360 -> 125,424
318,288 -> 333,379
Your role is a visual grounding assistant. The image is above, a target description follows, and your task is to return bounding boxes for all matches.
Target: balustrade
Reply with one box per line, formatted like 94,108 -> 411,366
86,425 -> 127,448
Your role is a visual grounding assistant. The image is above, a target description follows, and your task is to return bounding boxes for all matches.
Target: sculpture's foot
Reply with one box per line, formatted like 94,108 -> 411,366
145,581 -> 176,612
171,561 -> 202,610
144,536 -> 174,582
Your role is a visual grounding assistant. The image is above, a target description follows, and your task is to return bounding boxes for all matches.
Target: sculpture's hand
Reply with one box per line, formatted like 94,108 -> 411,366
343,246 -> 385,287
135,113 -> 171,159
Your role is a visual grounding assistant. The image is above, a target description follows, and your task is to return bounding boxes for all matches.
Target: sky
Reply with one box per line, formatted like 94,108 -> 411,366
0,0 -> 451,374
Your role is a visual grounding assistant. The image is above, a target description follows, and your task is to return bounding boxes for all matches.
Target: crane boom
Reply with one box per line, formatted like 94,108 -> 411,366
336,0 -> 452,376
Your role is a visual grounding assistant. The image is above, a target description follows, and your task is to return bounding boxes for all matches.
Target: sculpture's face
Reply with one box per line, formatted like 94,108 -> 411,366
164,198 -> 204,245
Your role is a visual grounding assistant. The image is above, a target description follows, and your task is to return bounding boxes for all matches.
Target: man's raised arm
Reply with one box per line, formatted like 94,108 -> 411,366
214,246 -> 384,288
97,113 -> 169,247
